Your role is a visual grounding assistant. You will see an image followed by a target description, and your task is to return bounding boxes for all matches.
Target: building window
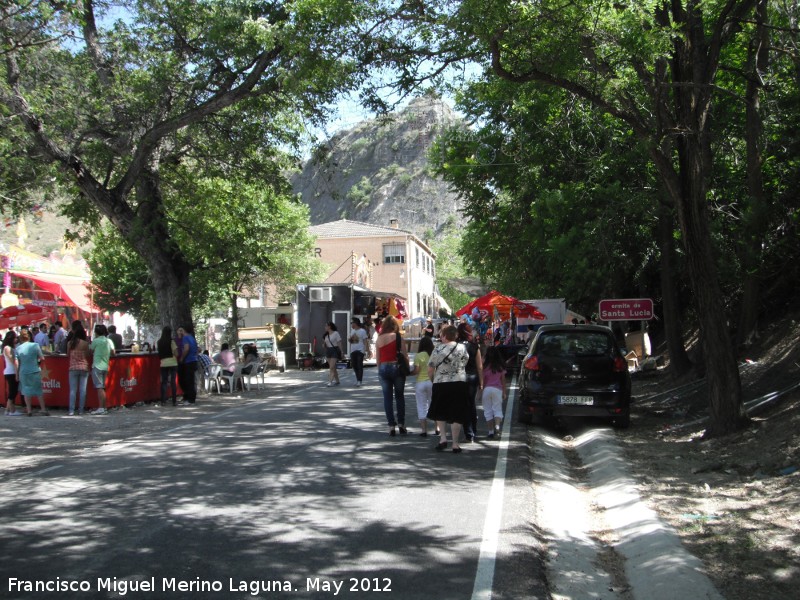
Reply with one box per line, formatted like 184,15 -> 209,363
384,243 -> 405,264
416,247 -> 420,267
417,292 -> 421,313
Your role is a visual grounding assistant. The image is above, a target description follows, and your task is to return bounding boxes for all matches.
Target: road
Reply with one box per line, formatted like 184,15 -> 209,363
0,369 -> 547,600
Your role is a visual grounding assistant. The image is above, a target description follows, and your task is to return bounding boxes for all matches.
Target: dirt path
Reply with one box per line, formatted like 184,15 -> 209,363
618,361 -> 800,600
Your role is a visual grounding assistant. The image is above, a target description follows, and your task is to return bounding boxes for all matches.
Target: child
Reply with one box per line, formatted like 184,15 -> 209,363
412,336 -> 435,436
482,346 -> 507,439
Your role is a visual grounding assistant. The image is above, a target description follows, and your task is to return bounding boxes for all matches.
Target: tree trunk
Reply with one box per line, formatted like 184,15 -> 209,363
229,292 -> 241,350
673,134 -> 748,437
122,170 -> 194,331
735,0 -> 770,351
651,4 -> 749,436
656,202 -> 692,375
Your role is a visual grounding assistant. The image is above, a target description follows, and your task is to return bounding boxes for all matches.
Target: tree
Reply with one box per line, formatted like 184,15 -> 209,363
1,0 -> 370,330
86,171 -> 325,333
393,0 -> 758,435
426,221 -> 471,316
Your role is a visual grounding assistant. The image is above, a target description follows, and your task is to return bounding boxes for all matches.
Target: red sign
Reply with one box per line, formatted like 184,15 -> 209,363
598,298 -> 654,321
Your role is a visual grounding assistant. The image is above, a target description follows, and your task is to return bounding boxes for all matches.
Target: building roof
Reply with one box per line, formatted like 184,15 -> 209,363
309,219 -> 415,239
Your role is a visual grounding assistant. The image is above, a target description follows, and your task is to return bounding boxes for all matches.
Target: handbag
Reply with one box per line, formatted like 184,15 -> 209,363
395,333 -> 411,376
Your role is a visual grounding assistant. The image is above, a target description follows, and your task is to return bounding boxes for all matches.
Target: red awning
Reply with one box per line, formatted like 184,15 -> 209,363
10,270 -> 96,313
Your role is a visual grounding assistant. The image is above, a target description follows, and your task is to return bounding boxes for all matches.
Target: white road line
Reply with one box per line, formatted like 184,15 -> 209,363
471,383 -> 516,600
32,465 -> 63,476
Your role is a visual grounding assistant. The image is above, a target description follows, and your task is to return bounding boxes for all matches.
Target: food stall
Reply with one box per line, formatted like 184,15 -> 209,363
1,244 -> 166,409
0,351 -> 169,410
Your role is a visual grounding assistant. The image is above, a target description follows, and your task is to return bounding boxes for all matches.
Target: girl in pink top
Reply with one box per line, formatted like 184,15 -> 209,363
481,346 -> 507,439
67,321 -> 91,415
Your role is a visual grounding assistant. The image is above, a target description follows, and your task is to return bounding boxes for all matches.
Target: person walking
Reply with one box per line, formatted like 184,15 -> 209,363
348,318 -> 369,387
157,326 -> 179,406
427,325 -> 470,453
89,324 -> 116,415
14,328 -> 49,416
481,346 -> 507,439
177,325 -> 198,404
3,331 -> 22,416
322,322 -> 343,387
67,321 -> 91,415
412,335 -> 434,436
375,315 -> 407,436
457,322 -> 483,442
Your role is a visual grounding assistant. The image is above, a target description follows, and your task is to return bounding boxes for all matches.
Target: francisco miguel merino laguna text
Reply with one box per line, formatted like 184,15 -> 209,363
7,576 -> 373,596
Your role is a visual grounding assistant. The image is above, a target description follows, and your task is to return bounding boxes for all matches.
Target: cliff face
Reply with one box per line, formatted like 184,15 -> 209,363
292,96 -> 465,237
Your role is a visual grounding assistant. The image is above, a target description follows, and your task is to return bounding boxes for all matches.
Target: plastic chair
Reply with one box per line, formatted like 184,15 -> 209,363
219,364 -> 244,394
243,362 -> 266,390
205,364 -> 222,394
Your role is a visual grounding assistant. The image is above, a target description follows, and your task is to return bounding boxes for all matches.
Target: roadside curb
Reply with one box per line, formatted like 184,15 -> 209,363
531,426 -> 724,600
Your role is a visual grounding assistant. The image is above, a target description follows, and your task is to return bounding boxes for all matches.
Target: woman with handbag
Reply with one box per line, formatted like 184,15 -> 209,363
375,315 -> 407,436
323,322 -> 343,387
427,325 -> 470,453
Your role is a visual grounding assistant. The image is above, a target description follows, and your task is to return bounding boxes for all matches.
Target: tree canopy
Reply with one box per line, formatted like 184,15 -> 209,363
0,0 -> 379,329
391,0 -> 800,435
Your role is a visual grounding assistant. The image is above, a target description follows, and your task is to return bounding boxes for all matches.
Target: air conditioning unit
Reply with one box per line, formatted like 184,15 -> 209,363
309,287 -> 332,302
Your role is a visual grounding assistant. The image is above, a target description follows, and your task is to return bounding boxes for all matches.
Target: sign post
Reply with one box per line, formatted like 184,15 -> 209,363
598,298 -> 654,321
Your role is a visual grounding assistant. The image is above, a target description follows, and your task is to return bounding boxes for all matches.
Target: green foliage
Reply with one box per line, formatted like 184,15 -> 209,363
86,169 -> 322,326
85,227 -> 158,323
346,176 -> 374,208
428,224 -> 471,317
0,0 -> 384,324
431,80 -> 660,316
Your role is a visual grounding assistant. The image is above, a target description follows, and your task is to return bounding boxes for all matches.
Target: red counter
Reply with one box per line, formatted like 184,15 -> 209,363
1,353 -> 173,409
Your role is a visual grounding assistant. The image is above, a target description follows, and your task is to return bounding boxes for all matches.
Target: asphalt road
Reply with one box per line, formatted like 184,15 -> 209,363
0,369 -> 547,600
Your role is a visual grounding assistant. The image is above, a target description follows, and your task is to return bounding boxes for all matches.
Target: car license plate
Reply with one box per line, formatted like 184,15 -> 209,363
558,395 -> 594,405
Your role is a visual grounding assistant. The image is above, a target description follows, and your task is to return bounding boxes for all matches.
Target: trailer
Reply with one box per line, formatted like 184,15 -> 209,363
295,283 -> 405,364
517,298 -> 569,338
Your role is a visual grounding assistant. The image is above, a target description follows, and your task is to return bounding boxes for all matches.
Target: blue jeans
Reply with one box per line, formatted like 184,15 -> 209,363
68,369 -> 89,414
378,362 -> 406,427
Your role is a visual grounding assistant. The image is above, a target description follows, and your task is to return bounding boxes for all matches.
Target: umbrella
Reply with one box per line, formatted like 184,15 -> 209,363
456,290 -> 546,322
0,304 -> 47,329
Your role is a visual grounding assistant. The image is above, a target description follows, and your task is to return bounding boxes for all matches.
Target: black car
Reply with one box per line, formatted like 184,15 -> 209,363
517,324 -> 631,428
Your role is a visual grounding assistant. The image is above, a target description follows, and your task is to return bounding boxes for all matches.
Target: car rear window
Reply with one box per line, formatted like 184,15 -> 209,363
537,332 -> 614,357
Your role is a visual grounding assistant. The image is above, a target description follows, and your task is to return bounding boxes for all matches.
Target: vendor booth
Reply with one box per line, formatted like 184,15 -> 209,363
0,244 -> 151,409
2,244 -> 102,328
0,351 -> 168,410
456,291 -> 547,368
295,283 -> 406,360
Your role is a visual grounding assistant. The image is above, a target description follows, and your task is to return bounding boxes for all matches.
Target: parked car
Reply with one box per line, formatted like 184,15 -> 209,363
517,324 -> 631,428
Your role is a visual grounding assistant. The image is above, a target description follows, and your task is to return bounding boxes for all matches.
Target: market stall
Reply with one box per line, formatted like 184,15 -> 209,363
0,351 -> 169,410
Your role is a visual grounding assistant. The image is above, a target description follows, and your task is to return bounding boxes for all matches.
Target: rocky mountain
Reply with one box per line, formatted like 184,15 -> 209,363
292,96 -> 466,238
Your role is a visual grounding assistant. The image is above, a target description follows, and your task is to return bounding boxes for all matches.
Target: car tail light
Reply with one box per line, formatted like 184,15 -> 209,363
523,355 -> 540,371
613,356 -> 626,372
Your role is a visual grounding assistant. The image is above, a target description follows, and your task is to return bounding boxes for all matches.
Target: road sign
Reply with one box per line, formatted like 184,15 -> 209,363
598,298 -> 654,321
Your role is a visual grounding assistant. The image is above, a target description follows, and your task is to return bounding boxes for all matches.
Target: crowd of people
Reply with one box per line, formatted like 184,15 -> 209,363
5,312 -> 511,447
324,314 -> 510,453
2,320 -> 117,416
2,319 -> 271,415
